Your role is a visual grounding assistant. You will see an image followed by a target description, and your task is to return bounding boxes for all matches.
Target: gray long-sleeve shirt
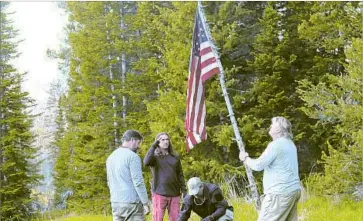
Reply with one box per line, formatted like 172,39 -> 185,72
106,147 -> 149,204
245,137 -> 301,194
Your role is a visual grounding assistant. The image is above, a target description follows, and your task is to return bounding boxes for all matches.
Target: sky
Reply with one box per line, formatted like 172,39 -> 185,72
6,2 -> 69,196
8,2 -> 68,103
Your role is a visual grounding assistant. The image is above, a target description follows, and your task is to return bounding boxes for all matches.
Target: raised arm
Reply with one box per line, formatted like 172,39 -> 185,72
143,140 -> 159,166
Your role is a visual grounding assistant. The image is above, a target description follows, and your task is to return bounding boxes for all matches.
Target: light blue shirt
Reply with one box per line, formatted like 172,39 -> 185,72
245,137 -> 301,194
106,147 -> 149,204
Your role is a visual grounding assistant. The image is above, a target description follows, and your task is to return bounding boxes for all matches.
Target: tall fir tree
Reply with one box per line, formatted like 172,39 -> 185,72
234,2 -> 323,178
53,1 -> 139,212
0,2 -> 39,220
297,2 -> 362,196
54,2 -> 115,212
298,38 -> 362,196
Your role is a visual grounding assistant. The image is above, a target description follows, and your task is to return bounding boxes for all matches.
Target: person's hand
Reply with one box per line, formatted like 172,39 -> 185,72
143,203 -> 150,215
239,151 -> 249,162
201,215 -> 214,221
152,140 -> 160,148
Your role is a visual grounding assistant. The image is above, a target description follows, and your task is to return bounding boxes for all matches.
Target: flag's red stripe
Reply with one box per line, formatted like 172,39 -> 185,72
186,56 -> 199,150
187,55 -> 199,131
201,57 -> 217,70
190,80 -> 203,134
190,134 -> 198,145
197,103 -> 207,141
188,61 -> 201,133
200,46 -> 212,56
186,55 -> 197,130
188,132 -> 197,145
195,86 -> 205,137
201,67 -> 219,82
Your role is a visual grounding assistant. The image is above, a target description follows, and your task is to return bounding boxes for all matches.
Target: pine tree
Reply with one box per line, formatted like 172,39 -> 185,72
0,2 -> 39,219
233,2 -> 325,178
298,2 -> 362,79
53,1 -> 139,212
54,2 -> 114,212
298,38 -> 362,196
297,2 -> 362,196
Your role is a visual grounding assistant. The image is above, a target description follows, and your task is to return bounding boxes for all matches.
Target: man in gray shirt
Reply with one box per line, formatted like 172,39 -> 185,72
239,117 -> 301,221
107,130 -> 150,221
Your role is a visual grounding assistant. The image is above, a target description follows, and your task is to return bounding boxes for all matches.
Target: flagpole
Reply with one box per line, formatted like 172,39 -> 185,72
197,1 -> 261,210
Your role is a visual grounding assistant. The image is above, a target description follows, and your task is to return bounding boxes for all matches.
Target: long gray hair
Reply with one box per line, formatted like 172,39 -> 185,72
271,117 -> 293,139
154,132 -> 178,157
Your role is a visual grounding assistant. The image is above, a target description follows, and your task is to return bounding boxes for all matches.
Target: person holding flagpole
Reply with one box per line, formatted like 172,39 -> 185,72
185,1 -> 260,209
239,117 -> 301,221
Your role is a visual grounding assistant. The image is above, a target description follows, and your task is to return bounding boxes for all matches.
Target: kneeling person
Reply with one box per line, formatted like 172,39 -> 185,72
178,177 -> 233,221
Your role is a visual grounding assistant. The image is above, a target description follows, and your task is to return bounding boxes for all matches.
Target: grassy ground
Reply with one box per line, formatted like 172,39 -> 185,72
298,196 -> 362,221
33,196 -> 362,221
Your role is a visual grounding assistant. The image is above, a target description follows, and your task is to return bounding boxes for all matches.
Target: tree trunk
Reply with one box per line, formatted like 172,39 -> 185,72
119,3 -> 127,121
0,2 -> 4,215
105,4 -> 119,145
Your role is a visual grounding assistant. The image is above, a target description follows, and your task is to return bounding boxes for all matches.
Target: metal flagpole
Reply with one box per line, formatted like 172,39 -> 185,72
197,1 -> 261,210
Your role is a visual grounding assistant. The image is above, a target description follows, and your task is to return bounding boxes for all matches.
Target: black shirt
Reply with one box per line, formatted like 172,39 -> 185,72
178,183 -> 229,221
144,145 -> 186,197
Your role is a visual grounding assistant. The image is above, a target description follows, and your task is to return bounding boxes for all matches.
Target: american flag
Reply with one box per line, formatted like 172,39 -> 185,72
185,10 -> 219,151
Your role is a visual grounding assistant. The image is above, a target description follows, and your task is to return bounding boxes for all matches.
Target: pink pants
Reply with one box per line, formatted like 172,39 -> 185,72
152,193 -> 180,221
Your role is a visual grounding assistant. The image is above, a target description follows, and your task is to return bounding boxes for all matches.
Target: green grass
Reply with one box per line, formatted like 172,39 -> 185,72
298,196 -> 362,221
56,215 -> 112,221
235,196 -> 362,221
33,196 -> 362,221
232,199 -> 258,221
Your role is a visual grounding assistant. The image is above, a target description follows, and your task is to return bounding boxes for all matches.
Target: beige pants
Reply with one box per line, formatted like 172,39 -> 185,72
111,202 -> 145,221
258,190 -> 301,221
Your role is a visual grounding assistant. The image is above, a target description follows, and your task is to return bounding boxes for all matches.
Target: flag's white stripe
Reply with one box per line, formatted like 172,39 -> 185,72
188,56 -> 199,126
188,138 -> 194,149
201,41 -> 212,50
193,132 -> 202,143
201,51 -> 215,63
198,103 -> 206,136
187,72 -> 195,125
201,62 -> 219,76
192,79 -> 203,133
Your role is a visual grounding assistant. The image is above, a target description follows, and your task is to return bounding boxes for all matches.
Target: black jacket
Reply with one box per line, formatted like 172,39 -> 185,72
143,145 -> 187,197
178,183 -> 229,221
